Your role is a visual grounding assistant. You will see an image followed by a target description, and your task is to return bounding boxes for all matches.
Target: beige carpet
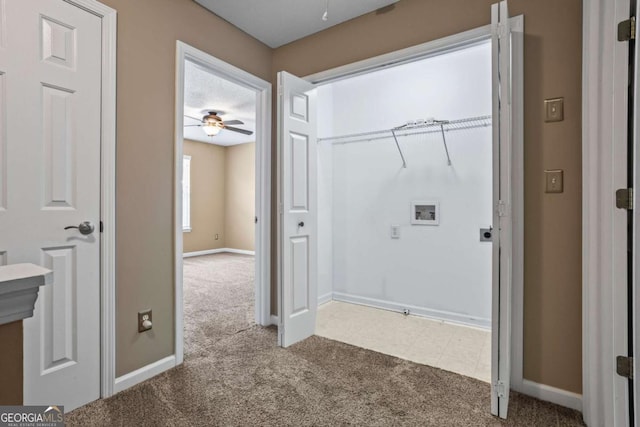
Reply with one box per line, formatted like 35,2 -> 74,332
67,253 -> 585,426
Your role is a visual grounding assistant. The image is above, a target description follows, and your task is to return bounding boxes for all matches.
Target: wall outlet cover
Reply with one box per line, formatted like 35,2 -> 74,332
138,309 -> 152,333
544,97 -> 564,122
545,169 -> 564,193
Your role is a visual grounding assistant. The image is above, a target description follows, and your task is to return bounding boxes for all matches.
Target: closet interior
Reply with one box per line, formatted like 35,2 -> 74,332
315,40 -> 494,381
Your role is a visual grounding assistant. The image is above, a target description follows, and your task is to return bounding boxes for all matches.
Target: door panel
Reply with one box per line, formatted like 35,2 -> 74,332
491,0 -> 513,419
278,71 -> 318,348
0,0 -> 101,411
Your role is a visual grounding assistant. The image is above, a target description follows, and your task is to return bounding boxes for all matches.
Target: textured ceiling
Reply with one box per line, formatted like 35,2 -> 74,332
183,59 -> 256,146
194,0 -> 400,48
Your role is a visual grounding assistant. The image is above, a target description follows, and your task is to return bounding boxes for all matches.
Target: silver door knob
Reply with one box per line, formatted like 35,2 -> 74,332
65,221 -> 95,235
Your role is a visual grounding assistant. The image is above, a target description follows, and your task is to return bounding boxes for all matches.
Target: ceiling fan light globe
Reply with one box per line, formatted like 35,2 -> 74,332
202,124 -> 221,136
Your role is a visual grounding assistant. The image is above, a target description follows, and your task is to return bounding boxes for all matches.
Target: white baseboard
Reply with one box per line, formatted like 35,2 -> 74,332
318,292 -> 333,305
518,379 -> 582,412
331,292 -> 491,330
270,315 -> 279,326
183,248 -> 225,258
114,355 -> 176,394
224,248 -> 255,256
183,248 -> 255,258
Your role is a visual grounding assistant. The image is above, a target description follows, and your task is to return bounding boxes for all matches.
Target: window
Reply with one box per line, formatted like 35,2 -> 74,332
183,155 -> 191,232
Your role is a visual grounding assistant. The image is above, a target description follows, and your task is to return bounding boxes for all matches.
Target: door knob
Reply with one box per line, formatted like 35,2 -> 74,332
65,221 -> 95,235
298,221 -> 305,227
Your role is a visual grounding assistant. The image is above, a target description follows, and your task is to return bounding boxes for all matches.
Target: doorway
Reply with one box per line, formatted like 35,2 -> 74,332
276,2 -> 523,419
0,0 -> 116,411
174,42 -> 272,363
314,40 -> 493,383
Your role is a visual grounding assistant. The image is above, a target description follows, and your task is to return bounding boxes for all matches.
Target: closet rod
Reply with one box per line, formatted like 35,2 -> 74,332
317,115 -> 492,144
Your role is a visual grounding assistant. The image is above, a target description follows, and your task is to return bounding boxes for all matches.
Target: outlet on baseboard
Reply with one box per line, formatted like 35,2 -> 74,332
138,309 -> 152,333
215,233 -> 219,240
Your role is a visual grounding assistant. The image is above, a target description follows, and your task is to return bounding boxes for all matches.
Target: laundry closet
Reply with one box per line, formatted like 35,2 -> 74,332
314,41 -> 494,379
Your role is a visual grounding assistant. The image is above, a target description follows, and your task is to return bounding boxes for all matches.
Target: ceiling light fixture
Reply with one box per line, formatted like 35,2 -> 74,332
202,119 -> 223,136
322,0 -> 329,21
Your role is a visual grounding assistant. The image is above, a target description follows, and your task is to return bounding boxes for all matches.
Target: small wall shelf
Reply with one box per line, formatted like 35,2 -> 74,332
0,263 -> 52,325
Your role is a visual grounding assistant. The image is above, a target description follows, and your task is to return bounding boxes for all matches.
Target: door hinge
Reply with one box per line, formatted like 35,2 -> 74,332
616,355 -> 633,379
492,23 -> 508,40
496,201 -> 509,217
616,188 -> 633,210
618,17 -> 636,41
494,381 -> 507,398
100,221 -> 104,233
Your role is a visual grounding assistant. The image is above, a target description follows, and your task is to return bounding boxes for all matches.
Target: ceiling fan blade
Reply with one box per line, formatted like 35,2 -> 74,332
223,120 -> 244,126
184,124 -> 202,127
184,115 -> 201,122
224,126 -> 254,136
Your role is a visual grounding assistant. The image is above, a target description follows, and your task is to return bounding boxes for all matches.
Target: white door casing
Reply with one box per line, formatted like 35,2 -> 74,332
491,0 -> 513,419
634,0 -> 640,422
0,0 -> 102,410
277,71 -> 318,348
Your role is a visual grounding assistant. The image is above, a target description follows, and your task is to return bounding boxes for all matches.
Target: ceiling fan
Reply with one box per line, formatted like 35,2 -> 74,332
184,111 -> 253,136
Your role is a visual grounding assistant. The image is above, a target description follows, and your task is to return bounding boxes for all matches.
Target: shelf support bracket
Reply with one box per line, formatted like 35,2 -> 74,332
390,129 -> 407,168
439,123 -> 452,166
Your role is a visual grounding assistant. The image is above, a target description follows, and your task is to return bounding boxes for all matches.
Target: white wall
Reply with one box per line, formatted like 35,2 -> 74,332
317,42 -> 493,328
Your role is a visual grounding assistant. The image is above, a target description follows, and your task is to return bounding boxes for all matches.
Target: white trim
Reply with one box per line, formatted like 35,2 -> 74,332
317,292 -> 332,306
113,356 -> 176,394
224,248 -> 256,256
301,16 -> 523,405
304,25 -> 493,84
582,0 -> 631,425
175,41 -> 272,366
506,15 -> 525,402
63,0 -> 117,400
182,248 -> 256,258
183,249 -> 226,258
332,292 -> 491,330
182,155 -> 191,231
520,380 -> 583,413
270,315 -> 279,326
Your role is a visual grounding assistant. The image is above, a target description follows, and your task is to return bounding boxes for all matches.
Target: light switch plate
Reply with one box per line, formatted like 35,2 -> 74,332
545,169 -> 564,193
544,97 -> 564,122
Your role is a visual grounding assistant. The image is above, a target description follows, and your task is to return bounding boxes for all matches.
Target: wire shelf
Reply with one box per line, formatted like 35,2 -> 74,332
317,115 -> 492,168
317,115 -> 492,144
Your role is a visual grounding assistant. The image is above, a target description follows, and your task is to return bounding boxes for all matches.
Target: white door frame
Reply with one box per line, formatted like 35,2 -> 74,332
173,41 -> 272,365
54,0 -> 118,400
582,0 -> 633,425
302,17 -> 524,405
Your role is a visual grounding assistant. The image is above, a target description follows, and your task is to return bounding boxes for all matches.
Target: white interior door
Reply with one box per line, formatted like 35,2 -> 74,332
491,0 -> 513,419
0,0 -> 102,410
277,71 -> 318,348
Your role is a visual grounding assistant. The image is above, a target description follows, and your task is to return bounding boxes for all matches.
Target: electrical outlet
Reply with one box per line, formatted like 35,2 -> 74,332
138,309 -> 152,333
215,234 -> 219,240
390,225 -> 401,239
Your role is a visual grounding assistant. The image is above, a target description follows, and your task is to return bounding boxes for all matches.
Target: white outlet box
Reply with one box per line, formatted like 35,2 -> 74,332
390,225 -> 401,239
